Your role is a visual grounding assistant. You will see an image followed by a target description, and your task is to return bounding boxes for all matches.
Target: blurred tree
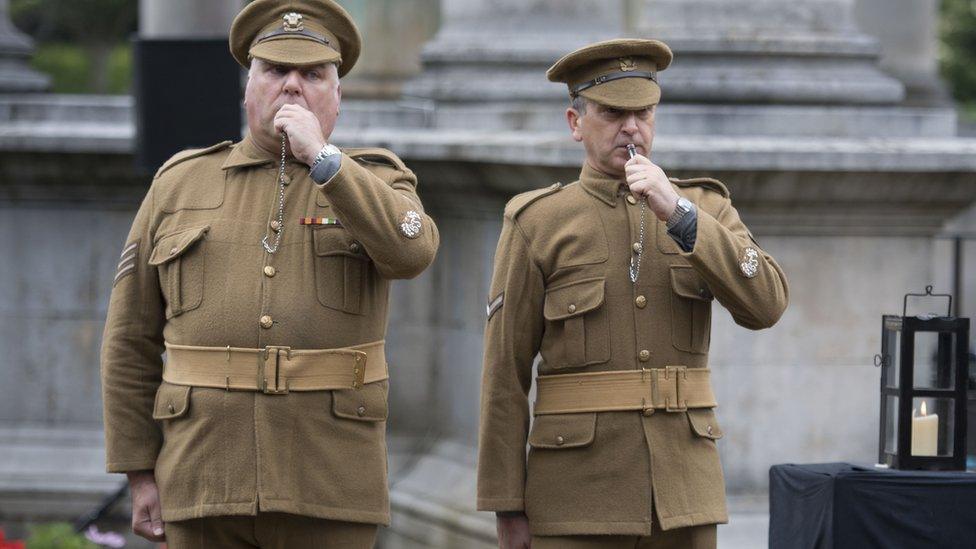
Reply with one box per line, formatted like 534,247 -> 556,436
11,0 -> 136,93
940,0 -> 976,115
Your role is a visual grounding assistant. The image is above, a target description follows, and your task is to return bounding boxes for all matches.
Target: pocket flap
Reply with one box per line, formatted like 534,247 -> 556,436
528,413 -> 596,449
670,266 -> 712,301
687,408 -> 723,440
332,380 -> 389,421
313,227 -> 367,259
152,382 -> 191,420
543,278 -> 606,321
149,226 -> 209,266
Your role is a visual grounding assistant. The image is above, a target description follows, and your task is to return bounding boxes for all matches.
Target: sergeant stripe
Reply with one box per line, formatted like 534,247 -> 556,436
114,240 -> 139,286
113,263 -> 136,285
486,292 -> 504,320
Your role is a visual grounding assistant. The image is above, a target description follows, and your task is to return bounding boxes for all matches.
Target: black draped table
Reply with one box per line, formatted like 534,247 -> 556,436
768,462 -> 976,549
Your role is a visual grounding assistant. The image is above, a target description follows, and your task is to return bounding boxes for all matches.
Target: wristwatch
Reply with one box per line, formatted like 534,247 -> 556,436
310,143 -> 341,170
666,196 -> 694,230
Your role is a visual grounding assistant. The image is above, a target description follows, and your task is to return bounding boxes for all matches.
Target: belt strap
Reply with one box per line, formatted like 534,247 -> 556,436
534,366 -> 715,415
163,340 -> 387,394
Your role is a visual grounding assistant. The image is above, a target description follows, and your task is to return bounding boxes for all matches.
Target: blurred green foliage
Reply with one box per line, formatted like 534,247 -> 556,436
30,43 -> 130,94
11,0 -> 136,94
24,523 -> 96,549
941,0 -> 976,117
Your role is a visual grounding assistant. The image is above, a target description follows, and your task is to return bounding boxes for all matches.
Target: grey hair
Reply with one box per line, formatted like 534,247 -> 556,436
571,95 -> 588,114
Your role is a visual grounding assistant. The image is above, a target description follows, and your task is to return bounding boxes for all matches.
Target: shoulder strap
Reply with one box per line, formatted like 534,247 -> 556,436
155,141 -> 233,178
505,183 -> 563,219
669,177 -> 730,199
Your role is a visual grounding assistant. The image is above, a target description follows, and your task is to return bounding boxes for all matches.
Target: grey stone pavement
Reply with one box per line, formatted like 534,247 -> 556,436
719,497 -> 769,549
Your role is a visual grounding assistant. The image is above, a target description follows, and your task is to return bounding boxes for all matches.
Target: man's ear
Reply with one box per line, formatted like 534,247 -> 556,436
566,108 -> 583,142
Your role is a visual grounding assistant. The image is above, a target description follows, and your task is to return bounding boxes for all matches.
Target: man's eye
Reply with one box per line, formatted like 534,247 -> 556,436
306,71 -> 320,80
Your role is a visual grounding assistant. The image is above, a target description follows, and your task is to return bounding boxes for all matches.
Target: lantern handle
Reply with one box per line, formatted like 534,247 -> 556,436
902,285 -> 952,318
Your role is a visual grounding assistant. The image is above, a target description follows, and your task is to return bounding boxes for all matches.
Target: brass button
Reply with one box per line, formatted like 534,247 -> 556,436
555,436 -> 565,446
706,425 -> 714,435
270,220 -> 282,232
567,304 -> 577,314
626,194 -> 637,205
639,350 -> 650,362
282,174 -> 291,186
260,315 -> 273,329
632,242 -> 643,253
169,247 -> 178,255
699,288 -> 707,297
357,406 -> 367,417
167,403 -> 175,414
635,295 -> 647,308
263,265 -> 276,277
642,408 -> 654,417
349,242 -> 361,253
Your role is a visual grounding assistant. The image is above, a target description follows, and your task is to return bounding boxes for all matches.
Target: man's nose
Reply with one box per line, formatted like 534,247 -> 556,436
283,70 -> 303,94
621,113 -> 639,134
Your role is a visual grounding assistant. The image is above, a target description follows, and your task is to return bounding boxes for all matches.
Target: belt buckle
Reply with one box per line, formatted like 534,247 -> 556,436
259,345 -> 291,394
664,365 -> 687,412
351,351 -> 367,390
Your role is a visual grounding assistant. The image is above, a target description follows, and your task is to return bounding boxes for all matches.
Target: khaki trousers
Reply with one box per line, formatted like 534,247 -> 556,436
163,512 -> 378,549
531,523 -> 716,549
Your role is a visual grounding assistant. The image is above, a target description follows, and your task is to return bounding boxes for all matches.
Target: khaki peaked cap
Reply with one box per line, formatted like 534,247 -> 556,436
547,38 -> 673,109
229,0 -> 362,76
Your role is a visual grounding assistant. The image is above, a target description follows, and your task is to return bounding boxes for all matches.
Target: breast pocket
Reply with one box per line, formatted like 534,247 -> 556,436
669,265 -> 713,354
149,225 -> 209,319
541,277 -> 610,369
313,228 -> 371,315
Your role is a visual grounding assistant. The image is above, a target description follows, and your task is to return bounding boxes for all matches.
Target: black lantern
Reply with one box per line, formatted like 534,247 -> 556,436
877,287 -> 969,470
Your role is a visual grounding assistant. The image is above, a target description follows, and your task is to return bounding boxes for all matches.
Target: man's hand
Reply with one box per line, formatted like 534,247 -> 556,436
496,512 -> 531,549
624,154 -> 680,222
273,104 -> 327,167
127,470 -> 166,542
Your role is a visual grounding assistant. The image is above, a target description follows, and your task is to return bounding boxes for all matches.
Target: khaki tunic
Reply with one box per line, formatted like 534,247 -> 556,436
100,135 -> 439,525
476,163 -> 788,536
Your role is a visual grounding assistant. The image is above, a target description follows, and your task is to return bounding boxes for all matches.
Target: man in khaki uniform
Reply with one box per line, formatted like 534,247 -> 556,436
477,39 -> 789,548
100,1 -> 438,547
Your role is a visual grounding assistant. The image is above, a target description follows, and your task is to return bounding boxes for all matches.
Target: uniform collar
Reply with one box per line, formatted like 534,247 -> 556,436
579,162 -> 625,207
221,134 -> 277,170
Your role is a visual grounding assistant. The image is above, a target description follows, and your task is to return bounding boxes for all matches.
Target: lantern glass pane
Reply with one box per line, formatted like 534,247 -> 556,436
882,328 -> 900,388
912,331 -> 956,389
884,395 -> 898,454
910,397 -> 955,457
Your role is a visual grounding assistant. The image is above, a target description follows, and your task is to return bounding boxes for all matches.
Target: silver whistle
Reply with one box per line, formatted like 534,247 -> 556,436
627,144 -> 637,159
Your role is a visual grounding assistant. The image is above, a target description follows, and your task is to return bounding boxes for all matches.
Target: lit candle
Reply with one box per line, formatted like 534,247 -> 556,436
911,401 -> 938,456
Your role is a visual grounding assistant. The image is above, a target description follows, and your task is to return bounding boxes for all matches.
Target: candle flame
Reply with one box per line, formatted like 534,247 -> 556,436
920,401 -> 928,417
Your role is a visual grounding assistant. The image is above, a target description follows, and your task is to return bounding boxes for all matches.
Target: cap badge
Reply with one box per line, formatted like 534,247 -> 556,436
282,12 -> 305,32
619,57 -> 636,72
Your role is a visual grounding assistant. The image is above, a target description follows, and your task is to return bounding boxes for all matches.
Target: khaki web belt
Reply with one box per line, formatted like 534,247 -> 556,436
534,366 -> 715,415
163,340 -> 387,394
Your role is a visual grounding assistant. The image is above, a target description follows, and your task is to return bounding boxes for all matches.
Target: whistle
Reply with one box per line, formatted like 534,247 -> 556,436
627,144 -> 637,159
